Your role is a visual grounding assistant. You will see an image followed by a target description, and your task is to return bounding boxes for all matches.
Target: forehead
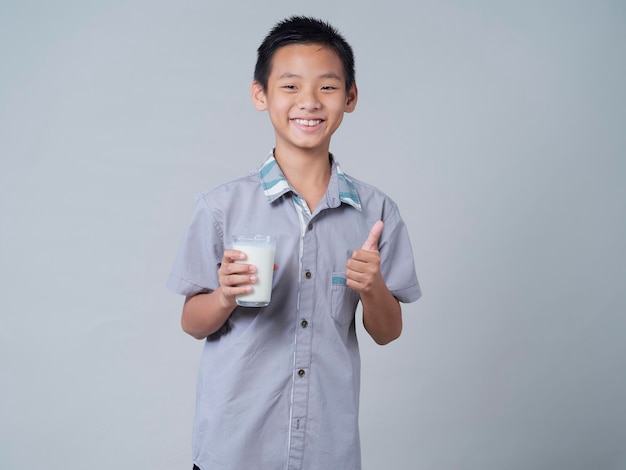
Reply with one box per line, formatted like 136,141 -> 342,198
269,43 -> 345,79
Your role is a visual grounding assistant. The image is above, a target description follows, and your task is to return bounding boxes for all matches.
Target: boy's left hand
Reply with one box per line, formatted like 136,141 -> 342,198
345,221 -> 384,294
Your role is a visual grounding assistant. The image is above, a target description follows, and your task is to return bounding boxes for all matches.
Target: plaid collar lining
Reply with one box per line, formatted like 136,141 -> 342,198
259,152 -> 362,211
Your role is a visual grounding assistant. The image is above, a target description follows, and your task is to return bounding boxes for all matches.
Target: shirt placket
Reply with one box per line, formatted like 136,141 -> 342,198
287,198 -> 317,470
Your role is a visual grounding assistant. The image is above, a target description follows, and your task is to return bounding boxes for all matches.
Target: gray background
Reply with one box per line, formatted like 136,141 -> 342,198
1,0 -> 625,469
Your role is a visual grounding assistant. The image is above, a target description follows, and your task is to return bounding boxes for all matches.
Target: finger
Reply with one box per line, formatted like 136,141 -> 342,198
221,260 -> 255,275
347,251 -> 378,270
361,220 -> 383,251
345,268 -> 375,293
224,249 -> 247,261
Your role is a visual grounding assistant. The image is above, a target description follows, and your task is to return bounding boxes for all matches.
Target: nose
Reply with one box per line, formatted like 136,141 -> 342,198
297,87 -> 321,110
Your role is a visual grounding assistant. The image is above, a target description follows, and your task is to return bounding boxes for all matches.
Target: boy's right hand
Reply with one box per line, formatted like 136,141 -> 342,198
216,250 -> 258,308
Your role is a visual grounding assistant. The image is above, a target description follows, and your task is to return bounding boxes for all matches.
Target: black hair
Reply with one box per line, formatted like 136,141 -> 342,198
254,16 -> 355,92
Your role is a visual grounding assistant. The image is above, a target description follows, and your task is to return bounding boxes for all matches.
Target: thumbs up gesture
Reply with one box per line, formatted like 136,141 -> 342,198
345,221 -> 384,294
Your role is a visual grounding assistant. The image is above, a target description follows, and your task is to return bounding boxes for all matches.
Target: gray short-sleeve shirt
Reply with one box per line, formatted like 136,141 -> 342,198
168,152 -> 421,470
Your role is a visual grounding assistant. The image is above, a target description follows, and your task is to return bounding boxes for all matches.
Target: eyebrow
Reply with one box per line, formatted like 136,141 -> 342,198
278,72 -> 343,81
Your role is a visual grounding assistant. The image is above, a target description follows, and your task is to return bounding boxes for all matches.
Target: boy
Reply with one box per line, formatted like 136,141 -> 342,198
168,16 -> 421,470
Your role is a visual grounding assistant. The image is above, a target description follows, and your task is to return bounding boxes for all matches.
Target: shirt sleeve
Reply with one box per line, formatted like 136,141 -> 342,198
166,193 -> 223,297
379,201 -> 422,304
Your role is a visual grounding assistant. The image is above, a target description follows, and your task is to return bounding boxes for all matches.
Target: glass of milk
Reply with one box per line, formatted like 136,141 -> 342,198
233,235 -> 277,307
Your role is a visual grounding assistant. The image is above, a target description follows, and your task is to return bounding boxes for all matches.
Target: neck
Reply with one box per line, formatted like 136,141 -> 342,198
274,146 -> 331,184
273,147 -> 332,211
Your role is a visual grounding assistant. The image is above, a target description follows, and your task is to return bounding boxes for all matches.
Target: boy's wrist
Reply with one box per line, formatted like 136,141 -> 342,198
216,287 -> 238,311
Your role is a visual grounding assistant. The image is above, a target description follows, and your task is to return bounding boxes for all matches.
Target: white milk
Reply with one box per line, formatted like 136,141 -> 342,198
233,236 -> 276,307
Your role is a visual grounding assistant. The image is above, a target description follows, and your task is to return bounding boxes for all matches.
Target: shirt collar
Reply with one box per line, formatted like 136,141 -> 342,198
259,151 -> 362,211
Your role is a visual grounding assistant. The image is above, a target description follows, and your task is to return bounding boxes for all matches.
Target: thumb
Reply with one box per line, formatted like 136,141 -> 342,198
361,221 -> 383,251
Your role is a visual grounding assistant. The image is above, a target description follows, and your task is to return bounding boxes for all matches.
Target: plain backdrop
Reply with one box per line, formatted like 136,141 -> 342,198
1,1 -> 625,469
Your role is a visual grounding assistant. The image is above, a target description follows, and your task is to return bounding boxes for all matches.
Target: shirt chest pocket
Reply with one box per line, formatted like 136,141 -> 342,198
330,272 -> 360,326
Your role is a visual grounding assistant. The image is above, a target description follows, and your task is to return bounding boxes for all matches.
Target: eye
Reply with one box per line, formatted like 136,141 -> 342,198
281,85 -> 297,90
321,86 -> 337,91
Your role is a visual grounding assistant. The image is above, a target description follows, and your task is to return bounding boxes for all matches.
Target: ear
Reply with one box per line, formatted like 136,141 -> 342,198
344,83 -> 358,113
251,81 -> 268,111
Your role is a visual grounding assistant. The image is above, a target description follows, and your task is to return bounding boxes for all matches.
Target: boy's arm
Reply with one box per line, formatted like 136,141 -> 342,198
345,221 -> 403,345
181,250 -> 258,339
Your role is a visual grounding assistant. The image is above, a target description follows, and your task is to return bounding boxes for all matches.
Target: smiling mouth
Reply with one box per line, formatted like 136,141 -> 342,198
292,119 -> 323,127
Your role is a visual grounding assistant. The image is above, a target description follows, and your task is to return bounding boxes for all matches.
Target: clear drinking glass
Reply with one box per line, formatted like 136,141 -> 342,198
232,235 -> 277,307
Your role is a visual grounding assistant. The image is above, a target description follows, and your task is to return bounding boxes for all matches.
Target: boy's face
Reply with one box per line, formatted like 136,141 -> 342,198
251,43 -> 357,158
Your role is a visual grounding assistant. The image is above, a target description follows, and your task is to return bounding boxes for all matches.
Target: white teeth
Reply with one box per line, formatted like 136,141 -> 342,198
294,119 -> 322,126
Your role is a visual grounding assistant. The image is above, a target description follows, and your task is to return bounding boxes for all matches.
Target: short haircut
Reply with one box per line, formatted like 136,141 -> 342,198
254,16 -> 356,92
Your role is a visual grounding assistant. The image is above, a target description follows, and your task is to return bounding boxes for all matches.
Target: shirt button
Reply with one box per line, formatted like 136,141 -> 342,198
305,271 -> 312,279
307,222 -> 313,231
298,369 -> 306,377
301,319 -> 308,328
